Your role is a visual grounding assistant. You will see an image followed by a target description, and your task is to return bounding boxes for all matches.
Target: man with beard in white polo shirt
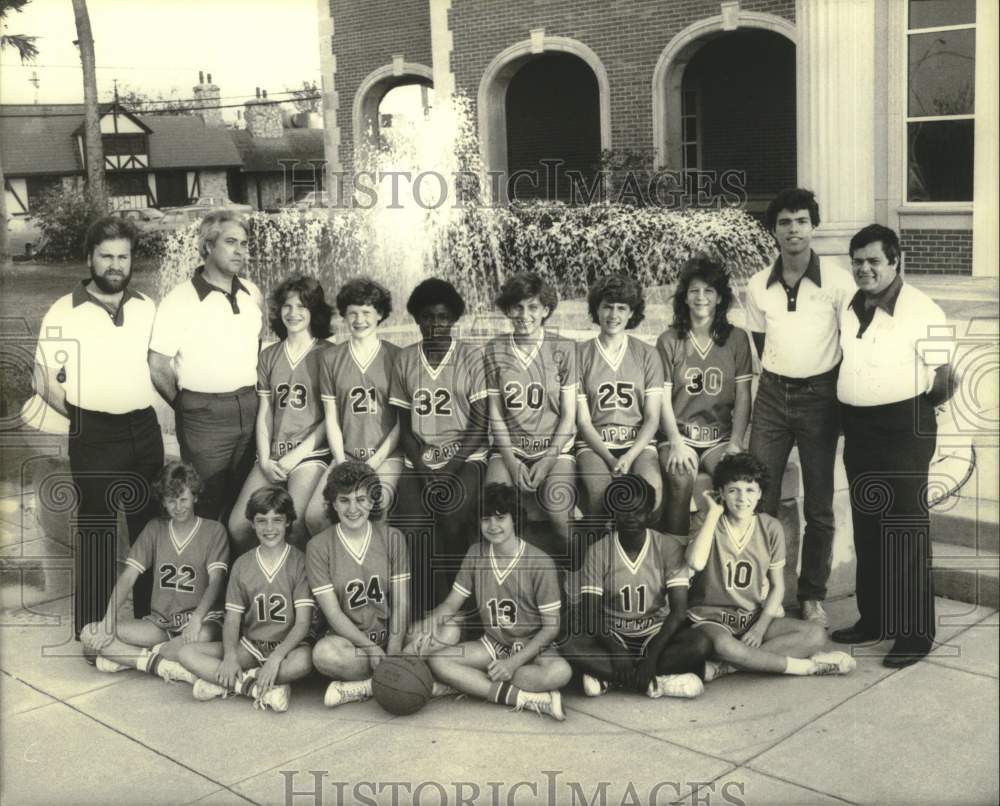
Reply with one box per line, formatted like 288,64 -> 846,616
834,224 -> 958,667
148,211 -> 263,528
34,217 -> 164,638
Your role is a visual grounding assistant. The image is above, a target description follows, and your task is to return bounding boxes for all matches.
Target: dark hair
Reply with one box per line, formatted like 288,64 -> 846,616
84,216 -> 139,259
152,460 -> 204,503
336,277 -> 392,322
671,257 -> 735,344
406,278 -> 466,320
766,188 -> 821,232
197,210 -> 248,259
712,452 -> 769,500
322,461 -> 383,523
849,224 -> 901,271
604,474 -> 656,519
587,274 -> 645,329
481,483 -> 527,532
245,485 -> 297,526
495,272 -> 559,322
268,273 -> 333,339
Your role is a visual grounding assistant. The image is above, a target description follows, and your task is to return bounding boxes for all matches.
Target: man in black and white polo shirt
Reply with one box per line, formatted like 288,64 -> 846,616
833,224 -> 958,667
148,211 -> 263,524
745,188 -> 856,627
35,217 -> 164,638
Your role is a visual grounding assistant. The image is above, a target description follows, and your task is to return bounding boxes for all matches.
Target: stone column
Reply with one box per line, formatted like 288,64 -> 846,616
316,0 -> 342,199
429,0 -> 455,103
796,0 -> 876,257
972,0 -> 999,278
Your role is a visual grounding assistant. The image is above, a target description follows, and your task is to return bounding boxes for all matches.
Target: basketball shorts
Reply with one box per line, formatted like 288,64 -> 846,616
688,605 -> 766,638
609,630 -> 656,658
576,443 -> 657,460
480,633 -> 526,661
240,636 -> 312,665
145,610 -> 224,638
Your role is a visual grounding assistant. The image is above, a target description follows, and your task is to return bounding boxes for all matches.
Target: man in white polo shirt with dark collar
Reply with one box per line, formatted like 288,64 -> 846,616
833,224 -> 958,667
34,217 -> 165,638
745,188 -> 856,627
148,211 -> 263,524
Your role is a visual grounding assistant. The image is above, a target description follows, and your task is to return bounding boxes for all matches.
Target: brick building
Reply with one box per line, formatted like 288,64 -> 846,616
315,0 -> 997,276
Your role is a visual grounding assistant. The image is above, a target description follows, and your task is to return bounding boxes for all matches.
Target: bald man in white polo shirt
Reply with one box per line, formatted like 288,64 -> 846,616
745,188 -> 856,627
833,224 -> 958,668
35,217 -> 165,638
148,211 -> 263,524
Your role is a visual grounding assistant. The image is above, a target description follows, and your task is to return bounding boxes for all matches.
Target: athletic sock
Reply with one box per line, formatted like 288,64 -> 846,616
783,657 -> 813,675
488,681 -> 522,706
136,642 -> 166,675
238,668 -> 259,697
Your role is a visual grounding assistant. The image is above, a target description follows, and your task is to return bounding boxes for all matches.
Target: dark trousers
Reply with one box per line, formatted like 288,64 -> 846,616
392,461 -> 484,619
175,387 -> 257,523
68,404 -> 164,636
749,370 -> 840,601
842,395 -> 937,642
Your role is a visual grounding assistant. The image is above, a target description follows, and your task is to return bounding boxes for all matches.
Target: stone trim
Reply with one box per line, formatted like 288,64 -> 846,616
316,0 -> 342,188
652,10 -> 797,169
351,62 -> 435,152
477,34 -> 612,200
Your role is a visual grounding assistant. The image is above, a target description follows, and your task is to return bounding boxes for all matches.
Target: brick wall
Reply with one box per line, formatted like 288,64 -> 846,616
901,229 -> 973,275
448,0 -> 794,159
685,29 -> 795,198
327,0 -> 433,175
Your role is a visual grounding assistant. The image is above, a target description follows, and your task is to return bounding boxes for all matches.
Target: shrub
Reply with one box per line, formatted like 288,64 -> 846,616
155,203 -> 776,331
30,185 -> 98,261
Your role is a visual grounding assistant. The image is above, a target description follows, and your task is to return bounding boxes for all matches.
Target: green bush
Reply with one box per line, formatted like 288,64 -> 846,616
156,203 -> 777,325
31,185 -> 97,260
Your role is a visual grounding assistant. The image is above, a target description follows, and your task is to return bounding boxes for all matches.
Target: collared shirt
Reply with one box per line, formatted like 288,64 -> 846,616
150,267 -> 263,393
744,252 -> 856,378
35,281 -> 157,414
850,275 -> 903,338
838,280 -> 954,407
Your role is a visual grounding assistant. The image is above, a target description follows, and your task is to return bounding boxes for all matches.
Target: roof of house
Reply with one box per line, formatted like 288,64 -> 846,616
229,128 -> 326,173
0,104 -> 243,175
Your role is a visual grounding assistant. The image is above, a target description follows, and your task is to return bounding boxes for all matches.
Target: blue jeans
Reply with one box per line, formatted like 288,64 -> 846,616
749,370 -> 840,602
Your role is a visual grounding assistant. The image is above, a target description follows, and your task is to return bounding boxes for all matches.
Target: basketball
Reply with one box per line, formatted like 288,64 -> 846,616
372,655 -> 434,716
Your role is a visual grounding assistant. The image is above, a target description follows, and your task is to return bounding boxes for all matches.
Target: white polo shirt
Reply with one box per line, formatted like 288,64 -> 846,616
150,268 -> 263,393
838,278 -> 954,407
744,253 -> 856,378
35,283 -> 157,414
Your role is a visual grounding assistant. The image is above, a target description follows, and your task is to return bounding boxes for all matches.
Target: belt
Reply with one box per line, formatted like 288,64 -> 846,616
763,365 -> 839,386
180,385 -> 255,398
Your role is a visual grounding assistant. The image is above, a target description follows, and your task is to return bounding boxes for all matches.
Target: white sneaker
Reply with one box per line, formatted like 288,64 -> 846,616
256,684 -> 291,712
646,673 -> 704,699
703,660 -> 737,683
801,600 -> 829,627
431,682 -> 457,698
323,679 -> 373,708
582,674 -> 610,697
192,679 -> 228,701
514,690 -> 565,721
156,659 -> 196,685
809,651 -> 856,675
95,657 -> 129,673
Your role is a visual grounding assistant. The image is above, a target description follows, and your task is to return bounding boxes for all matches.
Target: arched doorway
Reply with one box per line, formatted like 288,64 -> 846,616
682,30 -> 795,204
352,63 -> 433,155
504,52 -> 602,201
479,36 -> 611,203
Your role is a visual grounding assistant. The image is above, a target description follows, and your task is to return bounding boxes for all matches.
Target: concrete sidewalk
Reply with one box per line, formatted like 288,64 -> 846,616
1,586 -> 997,806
